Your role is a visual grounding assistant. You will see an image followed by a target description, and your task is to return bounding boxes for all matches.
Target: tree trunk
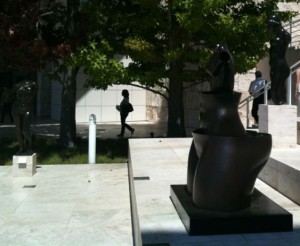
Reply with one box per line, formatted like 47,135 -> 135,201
166,1 -> 186,137
59,68 -> 78,148
58,0 -> 80,148
167,62 -> 186,137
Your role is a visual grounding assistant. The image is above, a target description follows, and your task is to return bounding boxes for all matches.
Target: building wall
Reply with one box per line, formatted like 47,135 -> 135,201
75,83 -> 147,123
49,68 -> 147,123
145,87 -> 168,123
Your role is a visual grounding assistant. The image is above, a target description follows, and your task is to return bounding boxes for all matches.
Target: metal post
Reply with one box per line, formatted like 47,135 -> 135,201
287,74 -> 292,105
88,114 -> 96,164
264,84 -> 268,105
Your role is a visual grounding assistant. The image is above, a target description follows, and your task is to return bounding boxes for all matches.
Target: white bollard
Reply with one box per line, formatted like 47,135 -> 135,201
88,114 -> 96,164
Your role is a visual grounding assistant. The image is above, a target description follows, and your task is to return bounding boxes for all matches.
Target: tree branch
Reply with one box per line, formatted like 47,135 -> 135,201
129,83 -> 169,100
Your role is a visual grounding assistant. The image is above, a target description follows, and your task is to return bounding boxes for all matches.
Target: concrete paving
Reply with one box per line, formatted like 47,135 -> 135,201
0,164 -> 132,246
0,119 -> 167,140
1,120 -> 300,245
0,120 -> 166,246
129,138 -> 300,246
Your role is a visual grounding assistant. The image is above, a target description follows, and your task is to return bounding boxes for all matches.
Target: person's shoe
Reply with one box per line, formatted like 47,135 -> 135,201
131,129 -> 135,136
117,134 -> 124,137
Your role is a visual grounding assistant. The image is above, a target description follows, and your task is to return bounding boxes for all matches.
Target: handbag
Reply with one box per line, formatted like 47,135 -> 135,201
126,103 -> 134,113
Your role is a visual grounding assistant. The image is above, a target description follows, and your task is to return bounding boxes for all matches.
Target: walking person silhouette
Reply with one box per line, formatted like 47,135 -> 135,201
116,89 -> 134,137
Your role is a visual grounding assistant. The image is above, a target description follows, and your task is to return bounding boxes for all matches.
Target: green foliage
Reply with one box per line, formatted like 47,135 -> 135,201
75,0 -> 300,136
0,136 -> 128,165
81,0 -> 300,86
124,37 -> 157,62
73,40 -> 127,89
175,1 -> 273,72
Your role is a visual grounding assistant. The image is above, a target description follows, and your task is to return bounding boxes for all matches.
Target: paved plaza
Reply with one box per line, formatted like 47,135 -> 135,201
0,164 -> 132,246
0,119 -> 168,140
0,120 -> 300,245
129,138 -> 300,246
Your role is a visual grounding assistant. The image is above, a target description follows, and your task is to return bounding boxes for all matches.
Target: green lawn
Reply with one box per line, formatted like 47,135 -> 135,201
0,136 -> 129,165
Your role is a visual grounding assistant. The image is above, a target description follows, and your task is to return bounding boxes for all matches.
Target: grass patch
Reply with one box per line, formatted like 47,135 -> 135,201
0,136 -> 129,165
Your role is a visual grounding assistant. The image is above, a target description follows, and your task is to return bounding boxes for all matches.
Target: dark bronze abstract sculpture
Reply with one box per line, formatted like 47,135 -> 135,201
12,80 -> 38,155
187,44 -> 272,212
205,44 -> 235,92
171,44 -> 292,236
268,14 -> 291,105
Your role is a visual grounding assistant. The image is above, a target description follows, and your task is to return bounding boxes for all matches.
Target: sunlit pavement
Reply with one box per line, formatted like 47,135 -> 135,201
1,120 -> 300,245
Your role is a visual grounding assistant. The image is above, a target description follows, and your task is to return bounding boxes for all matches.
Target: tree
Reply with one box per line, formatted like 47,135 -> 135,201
0,0 -> 94,147
41,0 -> 129,147
0,0 -> 47,73
80,0 -> 300,137
37,0 -> 99,147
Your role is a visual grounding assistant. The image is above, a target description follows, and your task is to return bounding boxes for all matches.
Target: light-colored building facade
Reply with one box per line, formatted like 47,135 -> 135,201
37,69 -> 148,123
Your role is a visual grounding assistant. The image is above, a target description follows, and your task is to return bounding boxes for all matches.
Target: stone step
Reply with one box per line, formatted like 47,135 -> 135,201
259,146 -> 300,206
129,138 -> 300,245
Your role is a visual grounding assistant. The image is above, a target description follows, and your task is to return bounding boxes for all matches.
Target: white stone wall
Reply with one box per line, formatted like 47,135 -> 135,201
259,105 -> 297,148
146,88 -> 168,123
50,68 -> 147,123
278,2 -> 300,11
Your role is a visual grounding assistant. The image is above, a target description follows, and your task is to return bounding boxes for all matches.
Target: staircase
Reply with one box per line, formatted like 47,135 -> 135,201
239,82 -> 271,129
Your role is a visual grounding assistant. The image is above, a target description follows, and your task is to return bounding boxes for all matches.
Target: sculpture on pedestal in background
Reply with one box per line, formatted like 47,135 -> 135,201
12,80 -> 38,155
187,44 -> 272,212
268,14 -> 291,105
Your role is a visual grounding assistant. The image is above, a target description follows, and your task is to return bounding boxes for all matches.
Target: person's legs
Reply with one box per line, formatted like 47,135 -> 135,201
118,113 -> 134,136
124,113 -> 134,135
118,113 -> 128,136
251,99 -> 259,124
252,93 -> 265,125
124,122 -> 134,134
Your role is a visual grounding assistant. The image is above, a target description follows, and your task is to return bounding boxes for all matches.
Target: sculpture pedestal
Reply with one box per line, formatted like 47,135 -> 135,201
12,153 -> 37,177
258,105 -> 297,148
170,185 -> 293,235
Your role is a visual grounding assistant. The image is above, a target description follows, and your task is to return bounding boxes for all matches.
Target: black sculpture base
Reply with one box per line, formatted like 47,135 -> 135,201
170,185 -> 293,235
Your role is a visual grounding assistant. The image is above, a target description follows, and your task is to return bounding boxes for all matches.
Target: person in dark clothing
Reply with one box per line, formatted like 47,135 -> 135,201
248,71 -> 267,125
116,89 -> 134,137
